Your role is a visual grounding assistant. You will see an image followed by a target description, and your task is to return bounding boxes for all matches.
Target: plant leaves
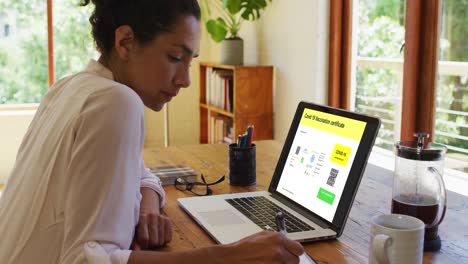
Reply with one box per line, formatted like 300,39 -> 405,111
223,0 -> 242,15
240,0 -> 270,21
206,18 -> 229,43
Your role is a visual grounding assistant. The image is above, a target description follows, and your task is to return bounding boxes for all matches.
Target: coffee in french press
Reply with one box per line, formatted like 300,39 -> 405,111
392,133 -> 447,252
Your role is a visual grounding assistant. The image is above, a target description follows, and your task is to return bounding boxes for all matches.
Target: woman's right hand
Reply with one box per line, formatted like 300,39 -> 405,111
223,230 -> 304,264
128,230 -> 304,264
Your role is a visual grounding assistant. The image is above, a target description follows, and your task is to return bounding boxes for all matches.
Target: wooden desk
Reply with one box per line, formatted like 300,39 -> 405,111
143,140 -> 468,263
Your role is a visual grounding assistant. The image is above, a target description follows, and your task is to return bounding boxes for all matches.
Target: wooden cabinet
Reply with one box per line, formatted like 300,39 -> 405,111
199,62 -> 274,144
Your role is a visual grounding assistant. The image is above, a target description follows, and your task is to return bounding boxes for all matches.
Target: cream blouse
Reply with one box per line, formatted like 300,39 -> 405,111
0,60 -> 165,264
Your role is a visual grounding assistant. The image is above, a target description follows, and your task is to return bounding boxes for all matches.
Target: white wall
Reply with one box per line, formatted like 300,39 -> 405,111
0,110 -> 35,181
244,0 -> 330,141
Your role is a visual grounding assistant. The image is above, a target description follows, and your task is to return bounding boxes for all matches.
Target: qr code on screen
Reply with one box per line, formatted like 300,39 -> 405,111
327,168 -> 339,187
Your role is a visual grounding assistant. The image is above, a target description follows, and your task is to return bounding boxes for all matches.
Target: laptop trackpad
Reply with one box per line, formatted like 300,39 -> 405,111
199,210 -> 245,226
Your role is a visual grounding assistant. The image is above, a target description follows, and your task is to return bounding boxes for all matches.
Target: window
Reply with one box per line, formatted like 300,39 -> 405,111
354,0 -> 468,174
0,2 -> 47,104
0,0 -> 94,105
352,0 -> 406,150
435,0 -> 468,172
330,0 -> 468,175
53,1 -> 95,81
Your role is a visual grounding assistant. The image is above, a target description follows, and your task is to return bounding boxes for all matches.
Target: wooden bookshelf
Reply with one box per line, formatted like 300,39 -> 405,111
199,62 -> 274,144
200,103 -> 234,118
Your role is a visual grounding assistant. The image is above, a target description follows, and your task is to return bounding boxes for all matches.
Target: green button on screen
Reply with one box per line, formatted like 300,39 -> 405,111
317,187 -> 336,205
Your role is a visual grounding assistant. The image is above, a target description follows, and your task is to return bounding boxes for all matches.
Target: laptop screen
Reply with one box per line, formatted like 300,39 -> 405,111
275,107 -> 367,222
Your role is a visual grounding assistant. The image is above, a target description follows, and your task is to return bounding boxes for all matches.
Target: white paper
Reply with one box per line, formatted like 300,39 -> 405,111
300,253 -> 317,264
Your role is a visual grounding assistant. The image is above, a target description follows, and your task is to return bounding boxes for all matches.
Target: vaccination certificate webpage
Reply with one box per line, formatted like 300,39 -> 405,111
276,108 -> 366,222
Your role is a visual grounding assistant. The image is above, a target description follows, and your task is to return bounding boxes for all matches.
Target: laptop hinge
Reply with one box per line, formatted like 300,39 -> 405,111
270,193 -> 331,230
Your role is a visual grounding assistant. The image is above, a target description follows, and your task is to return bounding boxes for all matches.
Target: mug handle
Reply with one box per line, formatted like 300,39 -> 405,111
372,234 -> 393,264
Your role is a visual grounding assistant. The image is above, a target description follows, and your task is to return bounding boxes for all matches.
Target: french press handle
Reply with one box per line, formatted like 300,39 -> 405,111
427,167 -> 447,228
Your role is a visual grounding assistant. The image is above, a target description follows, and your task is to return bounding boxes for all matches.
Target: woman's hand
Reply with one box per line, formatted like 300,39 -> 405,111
133,211 -> 173,250
222,230 -> 304,264
132,187 -> 173,250
129,230 -> 304,264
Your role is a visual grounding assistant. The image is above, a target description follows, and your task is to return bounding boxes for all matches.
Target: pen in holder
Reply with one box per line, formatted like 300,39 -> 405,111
228,143 -> 256,186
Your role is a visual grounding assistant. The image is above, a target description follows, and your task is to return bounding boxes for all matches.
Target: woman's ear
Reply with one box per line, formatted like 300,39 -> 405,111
114,25 -> 136,61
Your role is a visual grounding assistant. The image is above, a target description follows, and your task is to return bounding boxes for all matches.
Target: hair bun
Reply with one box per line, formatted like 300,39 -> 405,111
82,0 -> 200,54
80,0 -> 109,7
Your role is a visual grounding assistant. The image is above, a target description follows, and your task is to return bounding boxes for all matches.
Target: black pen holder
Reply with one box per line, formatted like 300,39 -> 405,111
228,143 -> 256,186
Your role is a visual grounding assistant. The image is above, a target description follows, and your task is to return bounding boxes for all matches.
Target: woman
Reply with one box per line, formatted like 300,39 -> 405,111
0,0 -> 304,263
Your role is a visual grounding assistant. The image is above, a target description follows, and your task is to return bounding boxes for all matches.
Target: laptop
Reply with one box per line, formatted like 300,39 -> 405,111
178,101 -> 381,244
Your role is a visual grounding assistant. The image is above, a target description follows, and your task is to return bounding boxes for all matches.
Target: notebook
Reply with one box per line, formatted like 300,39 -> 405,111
178,101 -> 380,245
149,165 -> 197,186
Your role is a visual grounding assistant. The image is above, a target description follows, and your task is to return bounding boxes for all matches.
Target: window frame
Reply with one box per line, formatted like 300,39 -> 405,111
400,0 -> 441,141
47,0 -> 54,87
328,0 -> 353,110
328,0 -> 441,142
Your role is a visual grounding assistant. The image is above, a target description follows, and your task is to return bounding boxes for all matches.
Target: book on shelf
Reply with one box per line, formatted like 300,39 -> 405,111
205,67 -> 211,105
223,136 -> 233,144
208,114 -> 233,144
204,67 -> 233,112
149,165 -> 197,186
227,78 -> 233,112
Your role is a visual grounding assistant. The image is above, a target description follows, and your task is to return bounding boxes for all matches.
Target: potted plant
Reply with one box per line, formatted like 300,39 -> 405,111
201,0 -> 272,65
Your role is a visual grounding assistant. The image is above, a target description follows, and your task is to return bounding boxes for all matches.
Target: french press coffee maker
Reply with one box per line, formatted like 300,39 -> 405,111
392,133 -> 447,252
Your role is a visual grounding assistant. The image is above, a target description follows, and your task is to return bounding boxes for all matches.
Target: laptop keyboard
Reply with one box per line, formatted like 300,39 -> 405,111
225,196 -> 315,233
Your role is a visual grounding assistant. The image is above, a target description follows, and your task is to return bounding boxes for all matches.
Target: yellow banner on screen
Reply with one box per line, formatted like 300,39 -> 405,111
330,143 -> 352,166
299,109 -> 366,141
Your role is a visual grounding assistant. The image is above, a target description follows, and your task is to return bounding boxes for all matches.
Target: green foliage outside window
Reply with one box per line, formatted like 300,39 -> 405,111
356,0 -> 405,150
356,0 -> 468,158
0,0 -> 94,104
435,0 -> 468,153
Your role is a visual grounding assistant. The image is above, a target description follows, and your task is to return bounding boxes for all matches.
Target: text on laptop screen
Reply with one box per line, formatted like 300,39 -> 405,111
276,108 -> 366,222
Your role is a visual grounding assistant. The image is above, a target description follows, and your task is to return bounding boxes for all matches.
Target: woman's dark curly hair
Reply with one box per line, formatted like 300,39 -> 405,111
80,0 -> 200,55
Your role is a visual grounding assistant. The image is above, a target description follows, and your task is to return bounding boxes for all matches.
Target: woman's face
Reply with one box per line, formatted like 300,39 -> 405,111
121,15 -> 201,111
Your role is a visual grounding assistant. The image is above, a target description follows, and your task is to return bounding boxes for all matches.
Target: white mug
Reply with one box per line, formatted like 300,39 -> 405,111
369,214 -> 425,264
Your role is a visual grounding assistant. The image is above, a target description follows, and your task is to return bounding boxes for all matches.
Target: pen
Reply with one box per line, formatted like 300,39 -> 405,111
275,211 -> 287,236
248,125 -> 254,147
246,125 -> 254,147
275,212 -> 317,264
241,132 -> 248,148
